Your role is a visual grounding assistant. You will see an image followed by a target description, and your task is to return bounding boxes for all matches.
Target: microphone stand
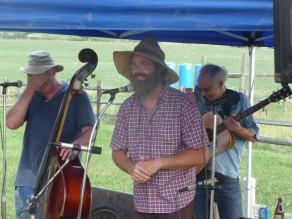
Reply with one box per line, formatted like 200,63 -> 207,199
1,86 -> 8,219
77,93 -> 116,219
18,153 -> 78,219
207,101 -> 222,219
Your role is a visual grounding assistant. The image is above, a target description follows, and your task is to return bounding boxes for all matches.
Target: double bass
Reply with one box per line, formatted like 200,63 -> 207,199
33,49 -> 98,218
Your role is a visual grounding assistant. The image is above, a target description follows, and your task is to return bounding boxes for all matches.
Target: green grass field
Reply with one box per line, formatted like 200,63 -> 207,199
0,38 -> 291,218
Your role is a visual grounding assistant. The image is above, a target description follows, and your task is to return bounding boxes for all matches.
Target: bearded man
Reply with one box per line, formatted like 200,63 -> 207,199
110,36 -> 210,219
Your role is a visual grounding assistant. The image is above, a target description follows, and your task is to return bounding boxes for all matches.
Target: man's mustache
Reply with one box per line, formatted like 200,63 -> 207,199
133,73 -> 146,79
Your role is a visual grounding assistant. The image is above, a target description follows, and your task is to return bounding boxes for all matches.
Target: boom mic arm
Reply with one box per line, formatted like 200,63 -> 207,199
178,178 -> 218,192
102,84 -> 133,94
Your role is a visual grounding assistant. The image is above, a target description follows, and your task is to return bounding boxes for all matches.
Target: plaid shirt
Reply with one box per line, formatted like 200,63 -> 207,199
111,86 -> 210,213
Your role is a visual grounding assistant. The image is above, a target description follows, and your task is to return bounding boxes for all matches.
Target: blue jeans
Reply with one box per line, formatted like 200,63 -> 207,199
15,186 -> 40,219
194,173 -> 243,219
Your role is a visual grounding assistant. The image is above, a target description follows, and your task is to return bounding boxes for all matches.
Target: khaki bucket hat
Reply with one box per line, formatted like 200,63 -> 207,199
20,50 -> 64,75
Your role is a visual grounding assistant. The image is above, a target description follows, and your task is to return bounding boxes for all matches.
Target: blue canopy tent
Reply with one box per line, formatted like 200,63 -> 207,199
0,0 -> 274,217
0,0 -> 273,46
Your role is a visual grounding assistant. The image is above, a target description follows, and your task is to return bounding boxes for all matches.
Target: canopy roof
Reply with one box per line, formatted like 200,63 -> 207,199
0,0 -> 274,47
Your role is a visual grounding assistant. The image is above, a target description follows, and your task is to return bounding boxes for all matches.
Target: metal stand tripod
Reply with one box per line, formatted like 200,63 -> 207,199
77,93 -> 116,219
1,86 -> 8,219
207,102 -> 224,219
194,93 -> 231,219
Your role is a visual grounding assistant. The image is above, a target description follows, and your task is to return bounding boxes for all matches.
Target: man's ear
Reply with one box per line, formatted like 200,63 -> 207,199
219,80 -> 224,88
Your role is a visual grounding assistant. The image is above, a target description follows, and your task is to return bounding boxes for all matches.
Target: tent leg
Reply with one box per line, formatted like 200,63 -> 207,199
244,45 -> 256,218
244,142 -> 256,218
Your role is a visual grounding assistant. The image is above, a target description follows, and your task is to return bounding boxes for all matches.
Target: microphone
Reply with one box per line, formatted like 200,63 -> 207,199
205,91 -> 240,106
102,84 -> 133,94
178,178 -> 218,192
0,80 -> 23,88
55,142 -> 102,155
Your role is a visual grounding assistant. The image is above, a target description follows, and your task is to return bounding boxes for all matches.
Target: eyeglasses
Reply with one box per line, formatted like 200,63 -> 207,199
128,63 -> 153,70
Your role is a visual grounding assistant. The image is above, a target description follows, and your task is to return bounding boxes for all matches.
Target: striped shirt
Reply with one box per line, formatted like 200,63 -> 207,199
111,86 -> 210,213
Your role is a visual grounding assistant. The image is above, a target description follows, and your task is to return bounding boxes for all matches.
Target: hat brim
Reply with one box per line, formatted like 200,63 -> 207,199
20,64 -> 64,75
113,51 -> 178,84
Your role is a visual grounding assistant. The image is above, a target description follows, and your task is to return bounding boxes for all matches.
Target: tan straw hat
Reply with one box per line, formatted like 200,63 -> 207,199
113,36 -> 178,84
20,50 -> 64,75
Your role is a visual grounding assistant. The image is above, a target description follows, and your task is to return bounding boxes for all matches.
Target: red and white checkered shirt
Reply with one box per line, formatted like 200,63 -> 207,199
111,86 -> 210,213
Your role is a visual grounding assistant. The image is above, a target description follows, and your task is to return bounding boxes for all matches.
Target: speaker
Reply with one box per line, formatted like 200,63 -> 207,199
274,0 -> 292,84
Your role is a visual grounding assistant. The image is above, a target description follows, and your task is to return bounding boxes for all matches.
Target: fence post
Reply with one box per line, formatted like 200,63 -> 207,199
201,55 -> 207,65
96,80 -> 102,125
240,53 -> 247,94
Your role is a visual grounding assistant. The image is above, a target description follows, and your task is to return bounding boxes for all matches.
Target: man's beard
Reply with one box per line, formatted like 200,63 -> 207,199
130,72 -> 162,97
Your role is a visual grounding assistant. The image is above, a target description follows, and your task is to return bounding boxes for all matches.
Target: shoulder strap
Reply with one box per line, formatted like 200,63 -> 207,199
223,89 -> 240,117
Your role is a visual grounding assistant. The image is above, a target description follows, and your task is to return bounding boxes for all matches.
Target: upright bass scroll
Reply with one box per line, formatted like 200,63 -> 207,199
71,49 -> 98,95
34,48 -> 98,219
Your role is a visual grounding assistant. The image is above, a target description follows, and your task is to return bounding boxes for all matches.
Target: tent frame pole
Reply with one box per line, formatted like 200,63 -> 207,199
245,44 -> 256,218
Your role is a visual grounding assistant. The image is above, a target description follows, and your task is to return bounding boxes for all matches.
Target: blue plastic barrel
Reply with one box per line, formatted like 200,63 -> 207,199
179,63 -> 193,88
166,62 -> 177,88
194,64 -> 201,87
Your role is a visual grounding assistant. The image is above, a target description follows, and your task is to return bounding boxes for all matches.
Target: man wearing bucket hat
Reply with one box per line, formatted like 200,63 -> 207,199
110,36 -> 210,219
6,50 -> 95,219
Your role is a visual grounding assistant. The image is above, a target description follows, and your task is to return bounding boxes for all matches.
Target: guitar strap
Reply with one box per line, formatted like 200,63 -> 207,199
223,89 -> 240,117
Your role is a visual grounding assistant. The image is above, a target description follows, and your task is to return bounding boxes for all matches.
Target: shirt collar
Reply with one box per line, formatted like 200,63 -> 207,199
133,84 -> 170,104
